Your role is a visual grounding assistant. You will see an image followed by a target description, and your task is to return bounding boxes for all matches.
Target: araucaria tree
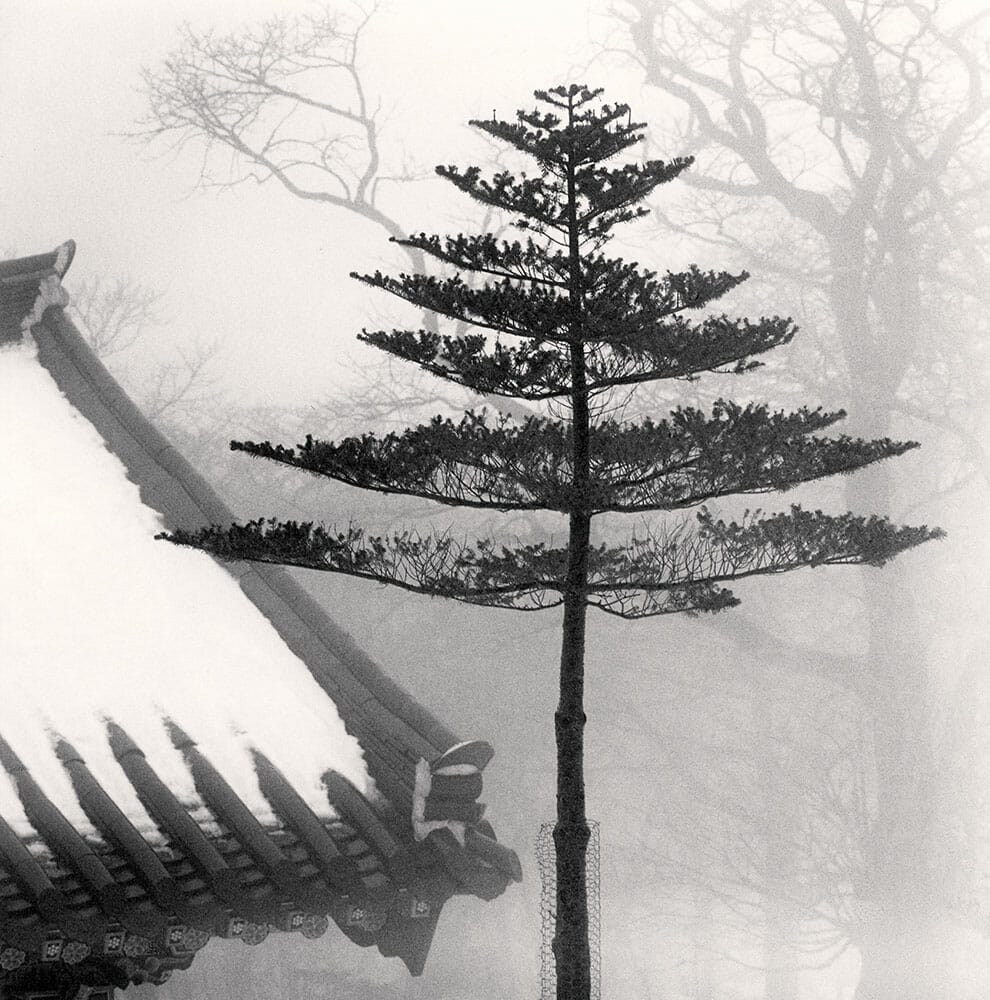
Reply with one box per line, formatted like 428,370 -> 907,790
165,86 -> 942,1000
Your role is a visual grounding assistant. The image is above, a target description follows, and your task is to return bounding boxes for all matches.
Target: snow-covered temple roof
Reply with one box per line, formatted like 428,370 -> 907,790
0,243 -> 520,998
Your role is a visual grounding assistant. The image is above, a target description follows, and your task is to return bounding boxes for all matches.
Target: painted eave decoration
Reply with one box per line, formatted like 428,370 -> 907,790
0,243 -> 521,998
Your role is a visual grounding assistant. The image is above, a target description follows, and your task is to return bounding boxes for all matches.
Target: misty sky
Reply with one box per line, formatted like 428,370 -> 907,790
4,3 -> 990,998
1,1 -> 619,403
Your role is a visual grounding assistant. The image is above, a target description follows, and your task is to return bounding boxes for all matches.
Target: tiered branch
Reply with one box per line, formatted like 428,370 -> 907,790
165,505 -> 941,619
227,404 -> 920,513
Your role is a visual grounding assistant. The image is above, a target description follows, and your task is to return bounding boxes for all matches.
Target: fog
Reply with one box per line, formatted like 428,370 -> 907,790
3,1 -> 989,998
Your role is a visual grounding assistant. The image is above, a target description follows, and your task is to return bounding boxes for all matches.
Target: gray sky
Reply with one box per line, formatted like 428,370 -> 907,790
4,4 -> 990,997
1,0 -> 618,403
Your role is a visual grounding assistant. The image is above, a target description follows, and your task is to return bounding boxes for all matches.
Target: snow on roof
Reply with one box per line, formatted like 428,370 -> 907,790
0,337 -> 371,840
0,247 -> 519,991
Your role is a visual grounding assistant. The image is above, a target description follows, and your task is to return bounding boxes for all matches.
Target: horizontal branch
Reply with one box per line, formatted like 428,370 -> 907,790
354,249 -> 754,345
351,269 -> 571,341
226,403 -> 922,515
394,233 -> 569,288
160,505 -> 943,618
357,309 -> 798,396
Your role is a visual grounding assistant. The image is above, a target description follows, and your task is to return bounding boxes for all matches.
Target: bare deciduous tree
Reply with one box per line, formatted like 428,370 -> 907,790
136,4 -> 411,235
603,3 -> 990,998
607,0 -> 990,461
68,275 -> 222,425
70,275 -> 162,358
134,5 -> 535,422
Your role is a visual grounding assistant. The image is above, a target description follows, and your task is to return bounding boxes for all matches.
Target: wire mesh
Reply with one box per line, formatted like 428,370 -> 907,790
537,819 -> 601,999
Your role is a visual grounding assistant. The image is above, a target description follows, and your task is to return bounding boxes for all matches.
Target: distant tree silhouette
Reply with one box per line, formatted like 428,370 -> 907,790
606,3 -> 990,996
134,4 -> 530,421
65,273 -> 221,425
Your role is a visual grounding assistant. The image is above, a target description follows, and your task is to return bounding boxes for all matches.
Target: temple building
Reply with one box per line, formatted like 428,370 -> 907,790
0,243 -> 521,999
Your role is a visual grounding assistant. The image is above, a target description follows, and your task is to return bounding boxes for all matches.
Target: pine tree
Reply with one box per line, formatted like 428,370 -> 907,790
164,85 -> 942,1000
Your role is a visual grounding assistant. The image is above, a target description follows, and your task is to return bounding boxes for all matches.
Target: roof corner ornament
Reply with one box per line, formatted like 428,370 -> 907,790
54,239 -> 76,277
411,740 -> 495,847
413,757 -> 463,844
21,273 -> 71,335
411,741 -> 521,896
0,240 -> 76,344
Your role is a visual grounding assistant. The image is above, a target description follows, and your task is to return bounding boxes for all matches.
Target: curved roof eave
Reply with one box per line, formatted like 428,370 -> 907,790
0,242 -> 522,986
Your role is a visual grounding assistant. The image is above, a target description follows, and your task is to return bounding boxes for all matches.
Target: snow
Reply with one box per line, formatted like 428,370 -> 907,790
0,767 -> 34,840
412,758 -> 466,847
0,338 -> 371,843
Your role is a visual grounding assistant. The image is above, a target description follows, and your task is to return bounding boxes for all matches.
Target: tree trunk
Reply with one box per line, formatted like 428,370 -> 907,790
763,764 -> 801,1000
554,89 -> 594,1000
828,241 -> 942,999
553,569 -> 592,1000
854,587 -> 938,1000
